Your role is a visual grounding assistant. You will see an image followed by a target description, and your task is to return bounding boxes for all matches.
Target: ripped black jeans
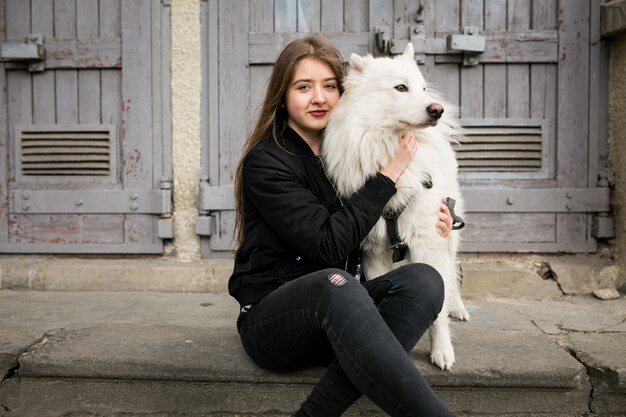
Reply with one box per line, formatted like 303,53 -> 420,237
237,263 -> 456,417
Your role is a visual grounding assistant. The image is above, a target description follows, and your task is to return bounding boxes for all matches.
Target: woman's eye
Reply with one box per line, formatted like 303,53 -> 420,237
394,84 -> 408,92
297,85 -> 311,91
325,83 -> 337,89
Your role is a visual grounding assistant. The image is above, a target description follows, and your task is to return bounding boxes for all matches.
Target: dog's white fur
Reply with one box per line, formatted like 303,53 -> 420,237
321,43 -> 469,370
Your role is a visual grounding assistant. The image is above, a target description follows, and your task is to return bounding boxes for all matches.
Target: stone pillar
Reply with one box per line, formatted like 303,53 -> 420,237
170,0 -> 202,261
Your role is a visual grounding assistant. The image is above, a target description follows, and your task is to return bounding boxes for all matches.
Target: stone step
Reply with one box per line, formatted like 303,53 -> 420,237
1,290 -> 624,416
0,254 -> 620,297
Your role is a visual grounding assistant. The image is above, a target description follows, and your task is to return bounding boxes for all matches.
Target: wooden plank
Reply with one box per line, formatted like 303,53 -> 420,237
434,0 -> 460,107
11,189 -> 165,214
100,0 -> 121,38
248,31 -> 370,63
369,0 -> 393,56
460,0 -> 483,118
250,65 -> 273,122
411,30 -> 558,63
461,240 -> 595,253
274,0 -> 297,32
32,0 -> 54,36
556,0 -> 592,250
557,0 -> 589,188
54,0 -> 78,125
77,0 -> 99,37
0,37 -> 7,243
5,0 -> 29,37
344,0 -> 368,32
0,0 -> 32,243
32,72 -> 56,124
121,0 -> 153,189
530,1 -> 558,179
435,0 -> 460,32
54,0 -> 77,37
321,0 -> 344,32
210,0 -> 249,251
7,72 -> 33,128
99,70 -> 121,126
198,184 -> 609,213
0,241 -> 163,254
0,0 -> 5,37
76,0 -> 102,125
249,0 -> 274,32
297,0 -> 320,32
78,71 -> 101,124
202,0 -> 219,184
219,1 -> 248,185
483,0 -> 506,118
461,213 -> 555,242
55,70 -> 79,124
150,0 -> 165,185
247,0 -> 272,124
392,0 -> 412,41
463,187 -> 610,213
9,214 -> 125,244
30,0 -> 55,125
588,0 -> 609,189
419,0 -> 437,81
125,215 -> 155,245
506,0 -> 530,118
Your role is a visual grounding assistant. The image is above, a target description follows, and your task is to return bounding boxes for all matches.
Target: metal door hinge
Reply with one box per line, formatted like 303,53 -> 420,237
592,216 -> 615,239
446,27 -> 485,66
0,33 -> 45,72
195,214 -> 216,237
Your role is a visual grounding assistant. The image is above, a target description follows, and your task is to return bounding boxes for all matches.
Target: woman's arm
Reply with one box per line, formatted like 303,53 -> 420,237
243,150 -> 395,265
243,133 -> 416,265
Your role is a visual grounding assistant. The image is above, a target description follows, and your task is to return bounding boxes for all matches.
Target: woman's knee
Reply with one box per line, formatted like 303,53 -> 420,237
393,263 -> 445,311
301,268 -> 368,300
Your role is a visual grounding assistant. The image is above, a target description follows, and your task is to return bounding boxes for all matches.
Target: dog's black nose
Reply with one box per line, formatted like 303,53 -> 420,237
427,103 -> 444,119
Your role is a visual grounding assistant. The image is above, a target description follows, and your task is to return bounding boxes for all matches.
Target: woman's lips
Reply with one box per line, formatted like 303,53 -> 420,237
309,110 -> 327,117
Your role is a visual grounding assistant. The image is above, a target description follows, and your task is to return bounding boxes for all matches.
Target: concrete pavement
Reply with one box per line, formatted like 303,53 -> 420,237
0,289 -> 624,416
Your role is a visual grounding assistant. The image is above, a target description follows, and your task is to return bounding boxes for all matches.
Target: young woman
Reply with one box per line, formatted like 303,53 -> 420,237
229,36 -> 457,417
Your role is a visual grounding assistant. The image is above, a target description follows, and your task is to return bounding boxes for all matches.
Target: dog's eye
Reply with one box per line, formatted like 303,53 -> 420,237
394,84 -> 409,92
423,86 -> 426,92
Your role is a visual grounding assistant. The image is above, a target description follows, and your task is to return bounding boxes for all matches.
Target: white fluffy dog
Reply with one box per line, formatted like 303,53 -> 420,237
321,43 -> 469,370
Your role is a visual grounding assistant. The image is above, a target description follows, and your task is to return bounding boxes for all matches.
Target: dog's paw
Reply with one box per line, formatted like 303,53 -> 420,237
430,346 -> 455,370
449,307 -> 470,321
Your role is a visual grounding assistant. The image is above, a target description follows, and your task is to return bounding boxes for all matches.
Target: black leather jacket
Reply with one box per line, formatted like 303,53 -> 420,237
228,126 -> 396,307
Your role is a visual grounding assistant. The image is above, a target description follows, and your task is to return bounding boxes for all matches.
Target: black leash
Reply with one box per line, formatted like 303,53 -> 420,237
445,197 -> 465,230
382,175 -> 465,263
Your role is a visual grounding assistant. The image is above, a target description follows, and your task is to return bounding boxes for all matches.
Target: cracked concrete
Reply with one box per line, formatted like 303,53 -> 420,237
0,289 -> 624,416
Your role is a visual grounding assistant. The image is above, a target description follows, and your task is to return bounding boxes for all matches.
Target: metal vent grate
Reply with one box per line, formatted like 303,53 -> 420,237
17,126 -> 114,177
453,124 -> 543,171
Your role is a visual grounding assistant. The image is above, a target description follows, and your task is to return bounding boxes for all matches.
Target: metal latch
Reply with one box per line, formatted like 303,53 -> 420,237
374,26 -> 392,55
0,33 -> 45,72
446,27 -> 485,66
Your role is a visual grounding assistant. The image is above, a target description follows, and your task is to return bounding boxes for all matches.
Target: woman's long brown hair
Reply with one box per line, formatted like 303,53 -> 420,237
234,36 -> 345,246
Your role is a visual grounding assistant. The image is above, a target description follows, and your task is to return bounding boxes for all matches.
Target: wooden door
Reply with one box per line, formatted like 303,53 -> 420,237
0,0 -> 172,253
198,0 -> 609,256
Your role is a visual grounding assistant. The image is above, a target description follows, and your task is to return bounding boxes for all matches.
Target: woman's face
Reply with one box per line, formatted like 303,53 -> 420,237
285,57 -> 340,144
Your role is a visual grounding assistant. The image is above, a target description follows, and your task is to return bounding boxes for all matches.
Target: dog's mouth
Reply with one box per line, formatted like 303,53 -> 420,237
399,119 -> 439,129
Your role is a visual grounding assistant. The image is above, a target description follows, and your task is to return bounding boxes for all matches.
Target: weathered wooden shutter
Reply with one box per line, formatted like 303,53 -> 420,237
197,0 -> 374,257
0,0 -> 172,254
387,0 -> 610,252
198,0 -> 609,255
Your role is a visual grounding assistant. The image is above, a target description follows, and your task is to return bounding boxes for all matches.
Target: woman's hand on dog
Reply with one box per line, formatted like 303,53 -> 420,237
379,131 -> 418,183
436,202 -> 454,238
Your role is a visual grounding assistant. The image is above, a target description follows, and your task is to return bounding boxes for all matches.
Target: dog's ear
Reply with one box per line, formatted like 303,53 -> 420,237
349,53 -> 366,73
401,42 -> 415,61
